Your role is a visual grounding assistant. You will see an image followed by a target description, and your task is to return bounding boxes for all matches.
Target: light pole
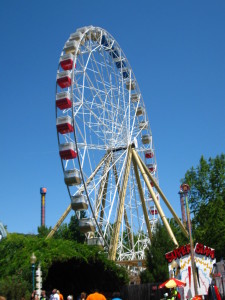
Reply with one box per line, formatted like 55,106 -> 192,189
180,183 -> 198,296
30,253 -> 37,291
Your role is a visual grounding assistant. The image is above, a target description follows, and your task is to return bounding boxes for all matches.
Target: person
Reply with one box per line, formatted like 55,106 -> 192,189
51,289 -> 60,300
67,296 -> 73,300
208,284 -> 222,300
40,290 -> 48,300
31,290 -> 39,300
171,288 -> 181,300
57,290 -> 64,300
112,292 -> 122,300
80,292 -> 86,300
86,289 -> 106,300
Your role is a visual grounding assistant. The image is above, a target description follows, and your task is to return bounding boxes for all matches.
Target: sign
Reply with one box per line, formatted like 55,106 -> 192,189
166,243 -> 216,299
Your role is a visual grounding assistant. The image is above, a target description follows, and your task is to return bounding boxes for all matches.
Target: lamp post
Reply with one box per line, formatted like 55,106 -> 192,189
180,183 -> 198,296
30,253 -> 37,291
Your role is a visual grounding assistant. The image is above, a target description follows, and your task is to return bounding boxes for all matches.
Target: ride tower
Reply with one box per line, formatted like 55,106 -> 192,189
40,187 -> 47,226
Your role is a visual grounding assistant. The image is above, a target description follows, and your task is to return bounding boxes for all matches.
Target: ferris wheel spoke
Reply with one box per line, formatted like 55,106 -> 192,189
94,152 -> 112,219
89,50 -> 125,128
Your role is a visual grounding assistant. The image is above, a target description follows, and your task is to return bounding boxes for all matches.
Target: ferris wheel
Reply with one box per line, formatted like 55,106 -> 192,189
49,26 -> 188,263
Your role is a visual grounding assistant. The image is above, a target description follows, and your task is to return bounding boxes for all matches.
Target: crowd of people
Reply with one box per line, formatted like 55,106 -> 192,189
30,289 -> 122,300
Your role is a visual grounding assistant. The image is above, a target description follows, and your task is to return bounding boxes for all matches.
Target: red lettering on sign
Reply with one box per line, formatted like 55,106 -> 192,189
165,243 -> 215,262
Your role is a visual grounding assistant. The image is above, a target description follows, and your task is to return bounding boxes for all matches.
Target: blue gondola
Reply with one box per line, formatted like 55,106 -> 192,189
101,35 -> 109,48
115,60 -> 126,69
123,70 -> 129,78
109,46 -> 119,59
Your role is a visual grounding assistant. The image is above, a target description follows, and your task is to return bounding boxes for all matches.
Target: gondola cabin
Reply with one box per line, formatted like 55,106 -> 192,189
71,194 -> 88,211
136,107 -> 145,116
122,68 -> 129,79
126,80 -> 135,90
64,40 -> 79,54
114,56 -> 126,69
142,134 -> 151,144
79,218 -> 95,233
57,71 -> 71,88
56,116 -> 73,134
87,237 -> 104,247
131,94 -> 140,103
145,150 -> 154,159
59,142 -> 77,160
139,121 -> 148,129
56,91 -> 72,109
147,163 -> 156,173
64,169 -> 81,186
150,207 -> 158,215
70,31 -> 82,41
60,53 -> 74,70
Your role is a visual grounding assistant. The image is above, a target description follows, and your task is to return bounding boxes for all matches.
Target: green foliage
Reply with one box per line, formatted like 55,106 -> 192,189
183,154 -> 225,259
142,219 -> 189,283
53,213 -> 86,243
141,221 -> 174,283
0,274 -> 30,300
38,226 -> 51,238
0,233 -> 128,299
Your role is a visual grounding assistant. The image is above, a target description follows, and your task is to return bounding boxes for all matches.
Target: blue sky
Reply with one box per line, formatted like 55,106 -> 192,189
1,0 -> 225,234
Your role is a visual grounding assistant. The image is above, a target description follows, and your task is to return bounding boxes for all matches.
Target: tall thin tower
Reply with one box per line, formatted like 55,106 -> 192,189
178,188 -> 187,229
40,187 -> 47,226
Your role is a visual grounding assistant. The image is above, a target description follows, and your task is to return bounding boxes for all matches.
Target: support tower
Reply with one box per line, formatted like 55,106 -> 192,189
40,187 -> 47,226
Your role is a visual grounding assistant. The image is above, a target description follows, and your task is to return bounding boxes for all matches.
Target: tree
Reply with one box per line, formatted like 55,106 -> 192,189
183,154 -> 225,259
141,219 -> 188,283
0,233 -> 128,299
53,212 -> 86,242
38,226 -> 51,238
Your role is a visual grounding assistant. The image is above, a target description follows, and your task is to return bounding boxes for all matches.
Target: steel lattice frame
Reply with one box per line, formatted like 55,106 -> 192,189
55,26 -> 161,262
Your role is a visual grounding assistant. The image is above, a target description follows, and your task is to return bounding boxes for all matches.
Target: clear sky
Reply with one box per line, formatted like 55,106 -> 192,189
1,0 -> 225,234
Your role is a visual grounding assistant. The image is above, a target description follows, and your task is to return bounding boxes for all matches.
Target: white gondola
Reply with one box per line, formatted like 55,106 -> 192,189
139,121 -> 148,129
136,107 -> 145,116
131,94 -> 140,103
64,169 -> 81,186
79,218 -> 95,233
71,194 -> 88,211
90,30 -> 100,41
70,31 -> 82,41
77,26 -> 91,33
126,80 -> 135,90
142,134 -> 152,144
87,237 -> 104,247
64,40 -> 79,54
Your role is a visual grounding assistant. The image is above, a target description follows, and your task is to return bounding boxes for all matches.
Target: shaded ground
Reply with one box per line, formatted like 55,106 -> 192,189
44,258 -> 123,298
